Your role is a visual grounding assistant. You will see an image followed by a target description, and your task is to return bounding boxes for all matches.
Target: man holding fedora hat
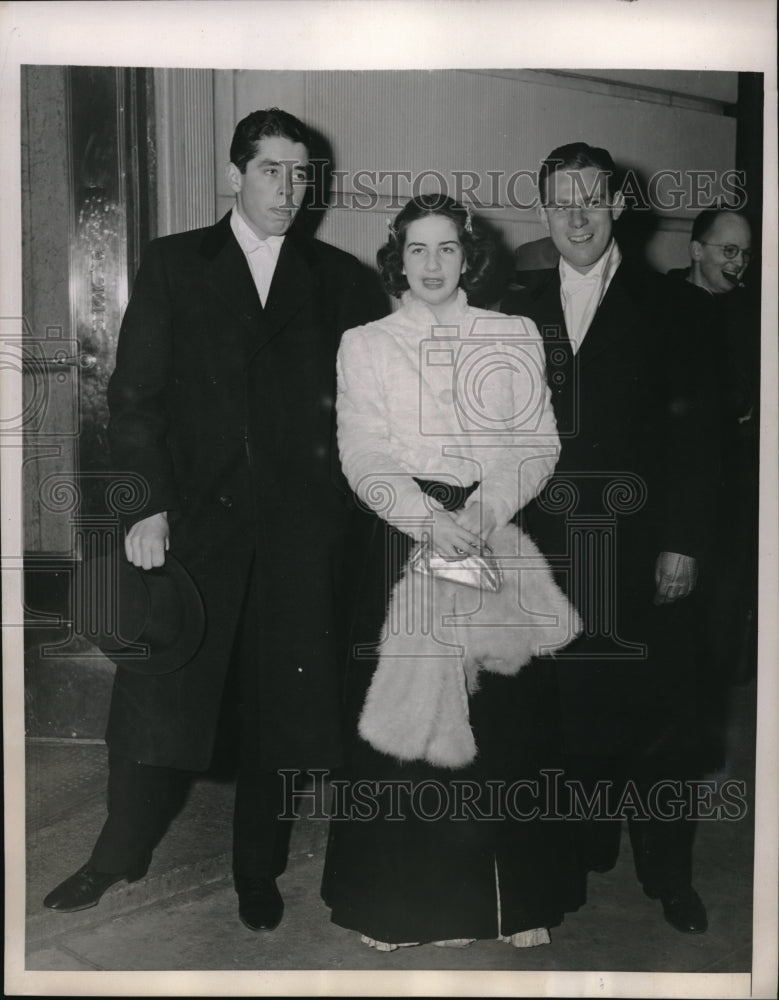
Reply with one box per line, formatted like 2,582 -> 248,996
44,108 -> 382,931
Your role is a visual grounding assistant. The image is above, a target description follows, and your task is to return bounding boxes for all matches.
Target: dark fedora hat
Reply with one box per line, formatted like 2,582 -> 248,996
79,551 -> 206,675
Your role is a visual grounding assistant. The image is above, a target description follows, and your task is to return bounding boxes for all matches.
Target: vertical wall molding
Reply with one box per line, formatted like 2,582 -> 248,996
210,69 -> 739,275
154,69 -> 216,236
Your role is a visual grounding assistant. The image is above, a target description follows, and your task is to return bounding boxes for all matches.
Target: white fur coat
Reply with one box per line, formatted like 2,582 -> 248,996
358,524 -> 581,769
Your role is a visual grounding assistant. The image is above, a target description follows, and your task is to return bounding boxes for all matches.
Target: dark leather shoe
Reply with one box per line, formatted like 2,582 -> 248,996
645,884 -> 708,934
582,819 -> 620,875
43,861 -> 148,912
589,860 -> 617,874
235,876 -> 283,931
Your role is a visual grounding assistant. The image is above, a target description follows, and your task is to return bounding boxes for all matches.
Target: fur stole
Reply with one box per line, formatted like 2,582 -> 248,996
358,524 -> 581,769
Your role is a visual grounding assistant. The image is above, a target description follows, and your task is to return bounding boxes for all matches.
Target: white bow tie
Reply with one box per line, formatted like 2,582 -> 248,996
247,235 -> 284,253
565,271 -> 600,289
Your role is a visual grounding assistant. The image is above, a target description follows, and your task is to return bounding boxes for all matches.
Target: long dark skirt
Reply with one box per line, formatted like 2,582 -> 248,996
322,484 -> 585,944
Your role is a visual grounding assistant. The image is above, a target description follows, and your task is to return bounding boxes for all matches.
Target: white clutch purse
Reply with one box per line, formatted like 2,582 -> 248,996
408,541 -> 503,593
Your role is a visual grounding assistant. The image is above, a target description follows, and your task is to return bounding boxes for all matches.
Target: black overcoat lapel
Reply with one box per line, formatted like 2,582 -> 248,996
250,231 -> 317,356
528,272 -> 574,385
197,216 -> 320,356
575,266 -> 638,370
199,213 -> 263,338
530,265 -> 636,370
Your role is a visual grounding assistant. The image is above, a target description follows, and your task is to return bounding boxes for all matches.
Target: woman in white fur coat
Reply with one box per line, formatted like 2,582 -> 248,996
321,195 -> 584,951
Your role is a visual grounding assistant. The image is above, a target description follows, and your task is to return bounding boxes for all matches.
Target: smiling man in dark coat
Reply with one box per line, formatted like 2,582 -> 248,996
502,143 -> 719,935
663,206 -> 758,756
44,108 -> 383,931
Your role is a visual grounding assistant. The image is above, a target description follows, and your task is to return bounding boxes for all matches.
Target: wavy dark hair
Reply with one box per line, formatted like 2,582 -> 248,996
230,108 -> 311,173
538,142 -> 620,204
377,194 -> 497,299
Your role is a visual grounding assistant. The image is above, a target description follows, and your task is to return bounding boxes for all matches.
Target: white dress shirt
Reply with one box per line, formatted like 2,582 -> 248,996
559,238 -> 622,353
230,207 -> 284,306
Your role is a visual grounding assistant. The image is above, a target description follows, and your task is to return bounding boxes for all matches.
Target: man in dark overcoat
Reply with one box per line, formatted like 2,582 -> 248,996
502,143 -> 719,935
44,108 -> 383,930
664,207 -> 758,710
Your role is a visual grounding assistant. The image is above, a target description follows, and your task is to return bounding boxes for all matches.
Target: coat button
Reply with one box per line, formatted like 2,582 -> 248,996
218,494 -> 234,508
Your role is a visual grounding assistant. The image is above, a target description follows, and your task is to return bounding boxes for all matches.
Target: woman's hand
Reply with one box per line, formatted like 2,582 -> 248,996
454,502 -> 497,547
429,510 -> 483,560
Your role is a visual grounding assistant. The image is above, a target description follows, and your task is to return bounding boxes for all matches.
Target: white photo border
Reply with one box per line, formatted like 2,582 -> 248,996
2,2 -> 776,997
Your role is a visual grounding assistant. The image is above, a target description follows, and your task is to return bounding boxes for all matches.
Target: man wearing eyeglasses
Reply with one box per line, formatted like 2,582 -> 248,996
665,205 -> 759,783
686,207 -> 753,295
666,206 -> 755,420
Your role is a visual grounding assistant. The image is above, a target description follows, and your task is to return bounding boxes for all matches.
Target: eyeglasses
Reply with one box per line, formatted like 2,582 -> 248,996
699,242 -> 753,263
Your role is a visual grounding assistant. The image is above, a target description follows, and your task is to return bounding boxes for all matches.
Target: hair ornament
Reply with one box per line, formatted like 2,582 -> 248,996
386,217 -> 398,241
463,202 -> 473,235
